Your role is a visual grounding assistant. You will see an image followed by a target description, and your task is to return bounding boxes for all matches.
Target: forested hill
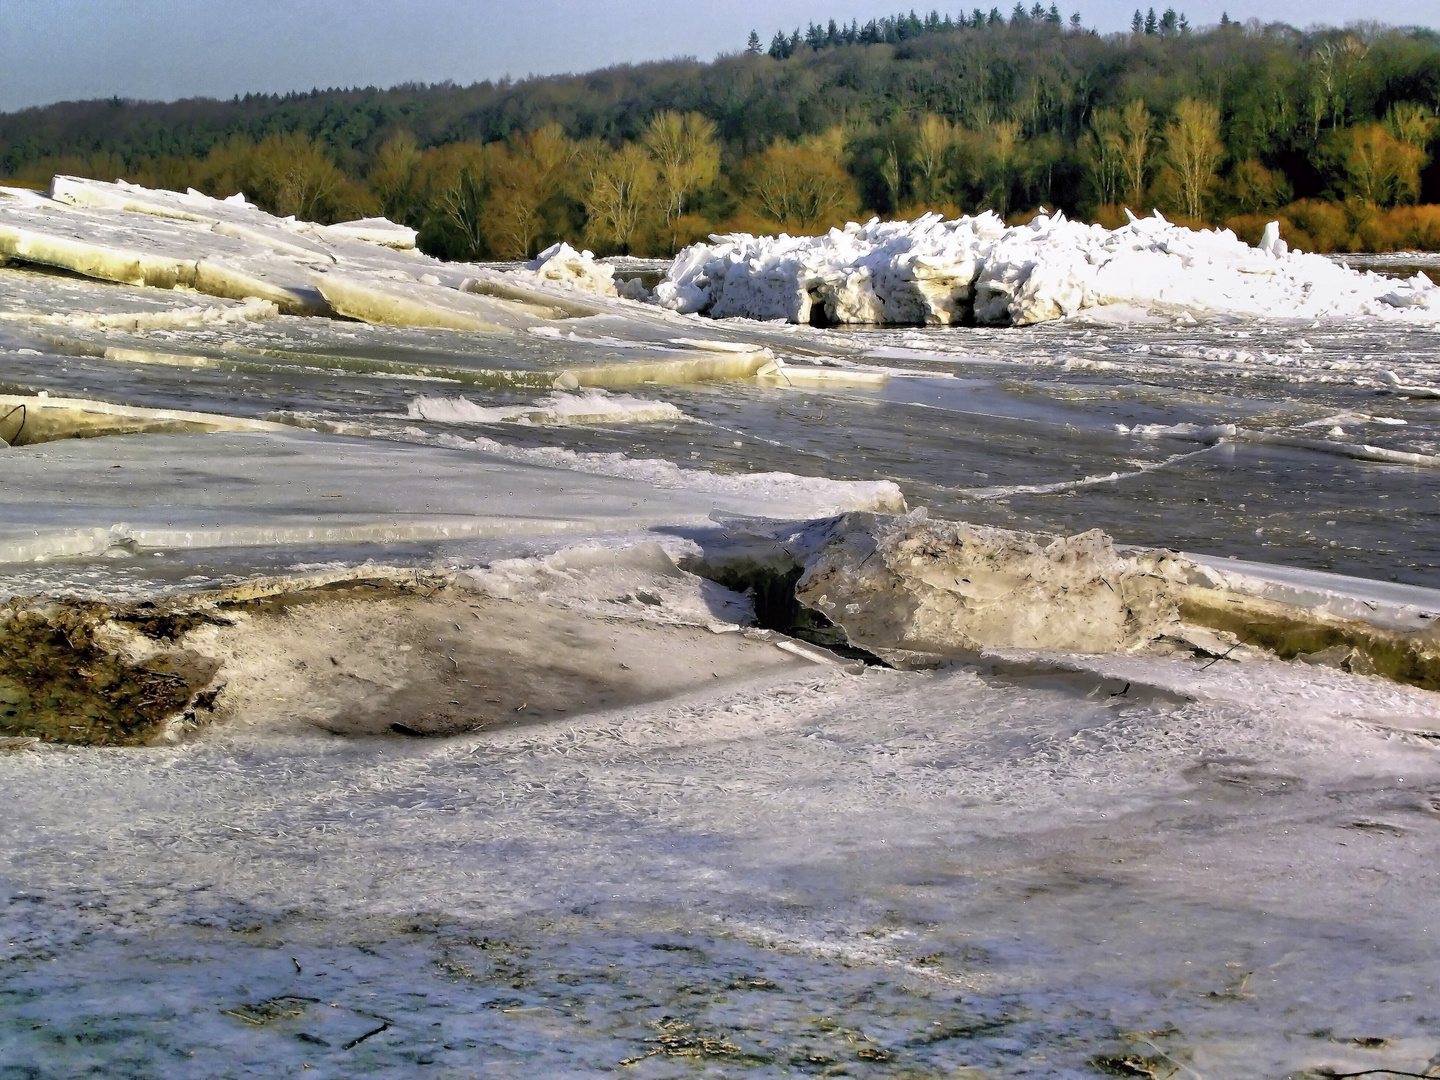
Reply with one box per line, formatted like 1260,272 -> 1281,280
2,13 -> 1438,257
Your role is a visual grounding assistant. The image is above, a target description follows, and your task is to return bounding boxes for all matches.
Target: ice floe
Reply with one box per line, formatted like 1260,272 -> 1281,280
0,392 -> 285,447
655,209 -> 1440,326
0,428 -> 905,567
407,389 -> 687,425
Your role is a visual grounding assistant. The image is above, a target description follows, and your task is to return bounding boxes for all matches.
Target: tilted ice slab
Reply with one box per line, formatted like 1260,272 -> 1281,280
0,177 -> 636,327
655,209 -> 1440,327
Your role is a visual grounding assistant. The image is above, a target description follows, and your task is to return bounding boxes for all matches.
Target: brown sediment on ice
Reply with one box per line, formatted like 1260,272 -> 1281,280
0,597 -> 223,746
8,517 -> 1435,748
0,565 -> 817,746
1177,586 -> 1440,690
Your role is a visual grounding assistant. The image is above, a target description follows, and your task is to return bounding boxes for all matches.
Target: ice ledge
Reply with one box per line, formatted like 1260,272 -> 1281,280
1185,554 -> 1440,634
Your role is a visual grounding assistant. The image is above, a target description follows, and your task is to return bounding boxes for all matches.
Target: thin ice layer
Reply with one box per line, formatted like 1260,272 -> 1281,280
0,429 -> 904,565
655,209 -> 1440,326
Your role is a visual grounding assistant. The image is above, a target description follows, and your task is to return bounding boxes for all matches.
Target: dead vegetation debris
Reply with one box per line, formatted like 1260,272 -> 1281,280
1090,1052 -> 1179,1078
620,1017 -> 744,1067
221,995 -> 319,1026
0,597 -> 221,744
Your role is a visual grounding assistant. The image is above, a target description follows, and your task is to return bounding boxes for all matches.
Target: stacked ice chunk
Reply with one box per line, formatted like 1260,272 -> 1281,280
655,209 -> 1440,326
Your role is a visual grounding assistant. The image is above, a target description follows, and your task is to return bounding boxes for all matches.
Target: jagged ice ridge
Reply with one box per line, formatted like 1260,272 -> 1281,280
654,209 -> 1440,326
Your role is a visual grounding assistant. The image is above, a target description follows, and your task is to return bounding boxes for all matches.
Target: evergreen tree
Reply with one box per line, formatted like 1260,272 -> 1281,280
1012,3 -> 1029,26
1145,7 -> 1158,34
747,30 -> 763,54
1132,9 -> 1144,32
1047,4 -> 1062,24
1219,11 -> 1230,26
1160,8 -> 1178,35
767,31 -> 788,59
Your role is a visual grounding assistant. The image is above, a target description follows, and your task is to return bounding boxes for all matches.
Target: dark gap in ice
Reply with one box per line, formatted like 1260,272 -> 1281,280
691,560 -> 888,667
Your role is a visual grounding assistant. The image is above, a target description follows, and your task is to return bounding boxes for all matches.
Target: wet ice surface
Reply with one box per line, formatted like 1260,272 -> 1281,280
4,655 -> 1440,1078
8,283 -> 1433,585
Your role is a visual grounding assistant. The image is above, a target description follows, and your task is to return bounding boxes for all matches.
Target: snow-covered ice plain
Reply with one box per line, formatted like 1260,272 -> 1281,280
2,179 -> 1439,1079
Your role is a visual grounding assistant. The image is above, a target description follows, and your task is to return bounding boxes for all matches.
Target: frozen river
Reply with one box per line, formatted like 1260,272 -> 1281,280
2,183 -> 1439,1079
5,275 -> 1437,589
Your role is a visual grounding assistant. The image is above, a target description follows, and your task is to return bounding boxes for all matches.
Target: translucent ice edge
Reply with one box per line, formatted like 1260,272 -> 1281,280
406,390 -> 688,426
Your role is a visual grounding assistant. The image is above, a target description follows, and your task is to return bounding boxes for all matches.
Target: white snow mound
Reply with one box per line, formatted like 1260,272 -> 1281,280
654,210 -> 1440,327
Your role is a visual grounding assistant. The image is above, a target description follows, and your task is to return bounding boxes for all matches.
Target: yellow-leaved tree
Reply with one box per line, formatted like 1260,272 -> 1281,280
913,114 -> 956,208
984,120 -> 1023,215
642,111 -> 719,250
1385,102 -> 1438,151
1078,106 -> 1124,208
414,142 -> 491,258
578,141 -> 657,254
1228,159 -> 1293,213
1165,98 -> 1224,221
486,124 -> 575,259
196,132 -> 366,223
1326,124 -> 1426,206
1118,99 -> 1153,210
743,138 -> 857,233
368,131 -> 421,223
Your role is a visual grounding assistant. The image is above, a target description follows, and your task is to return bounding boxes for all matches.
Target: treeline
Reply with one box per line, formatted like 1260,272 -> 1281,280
2,14 -> 1439,256
758,2 -> 1086,59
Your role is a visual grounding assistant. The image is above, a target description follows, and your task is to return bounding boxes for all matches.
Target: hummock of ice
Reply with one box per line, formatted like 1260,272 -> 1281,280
521,241 -> 618,297
655,209 -> 1440,326
794,510 -> 1192,657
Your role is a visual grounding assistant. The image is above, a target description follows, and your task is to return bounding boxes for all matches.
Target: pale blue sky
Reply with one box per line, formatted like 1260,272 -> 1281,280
2,0 -> 1437,113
